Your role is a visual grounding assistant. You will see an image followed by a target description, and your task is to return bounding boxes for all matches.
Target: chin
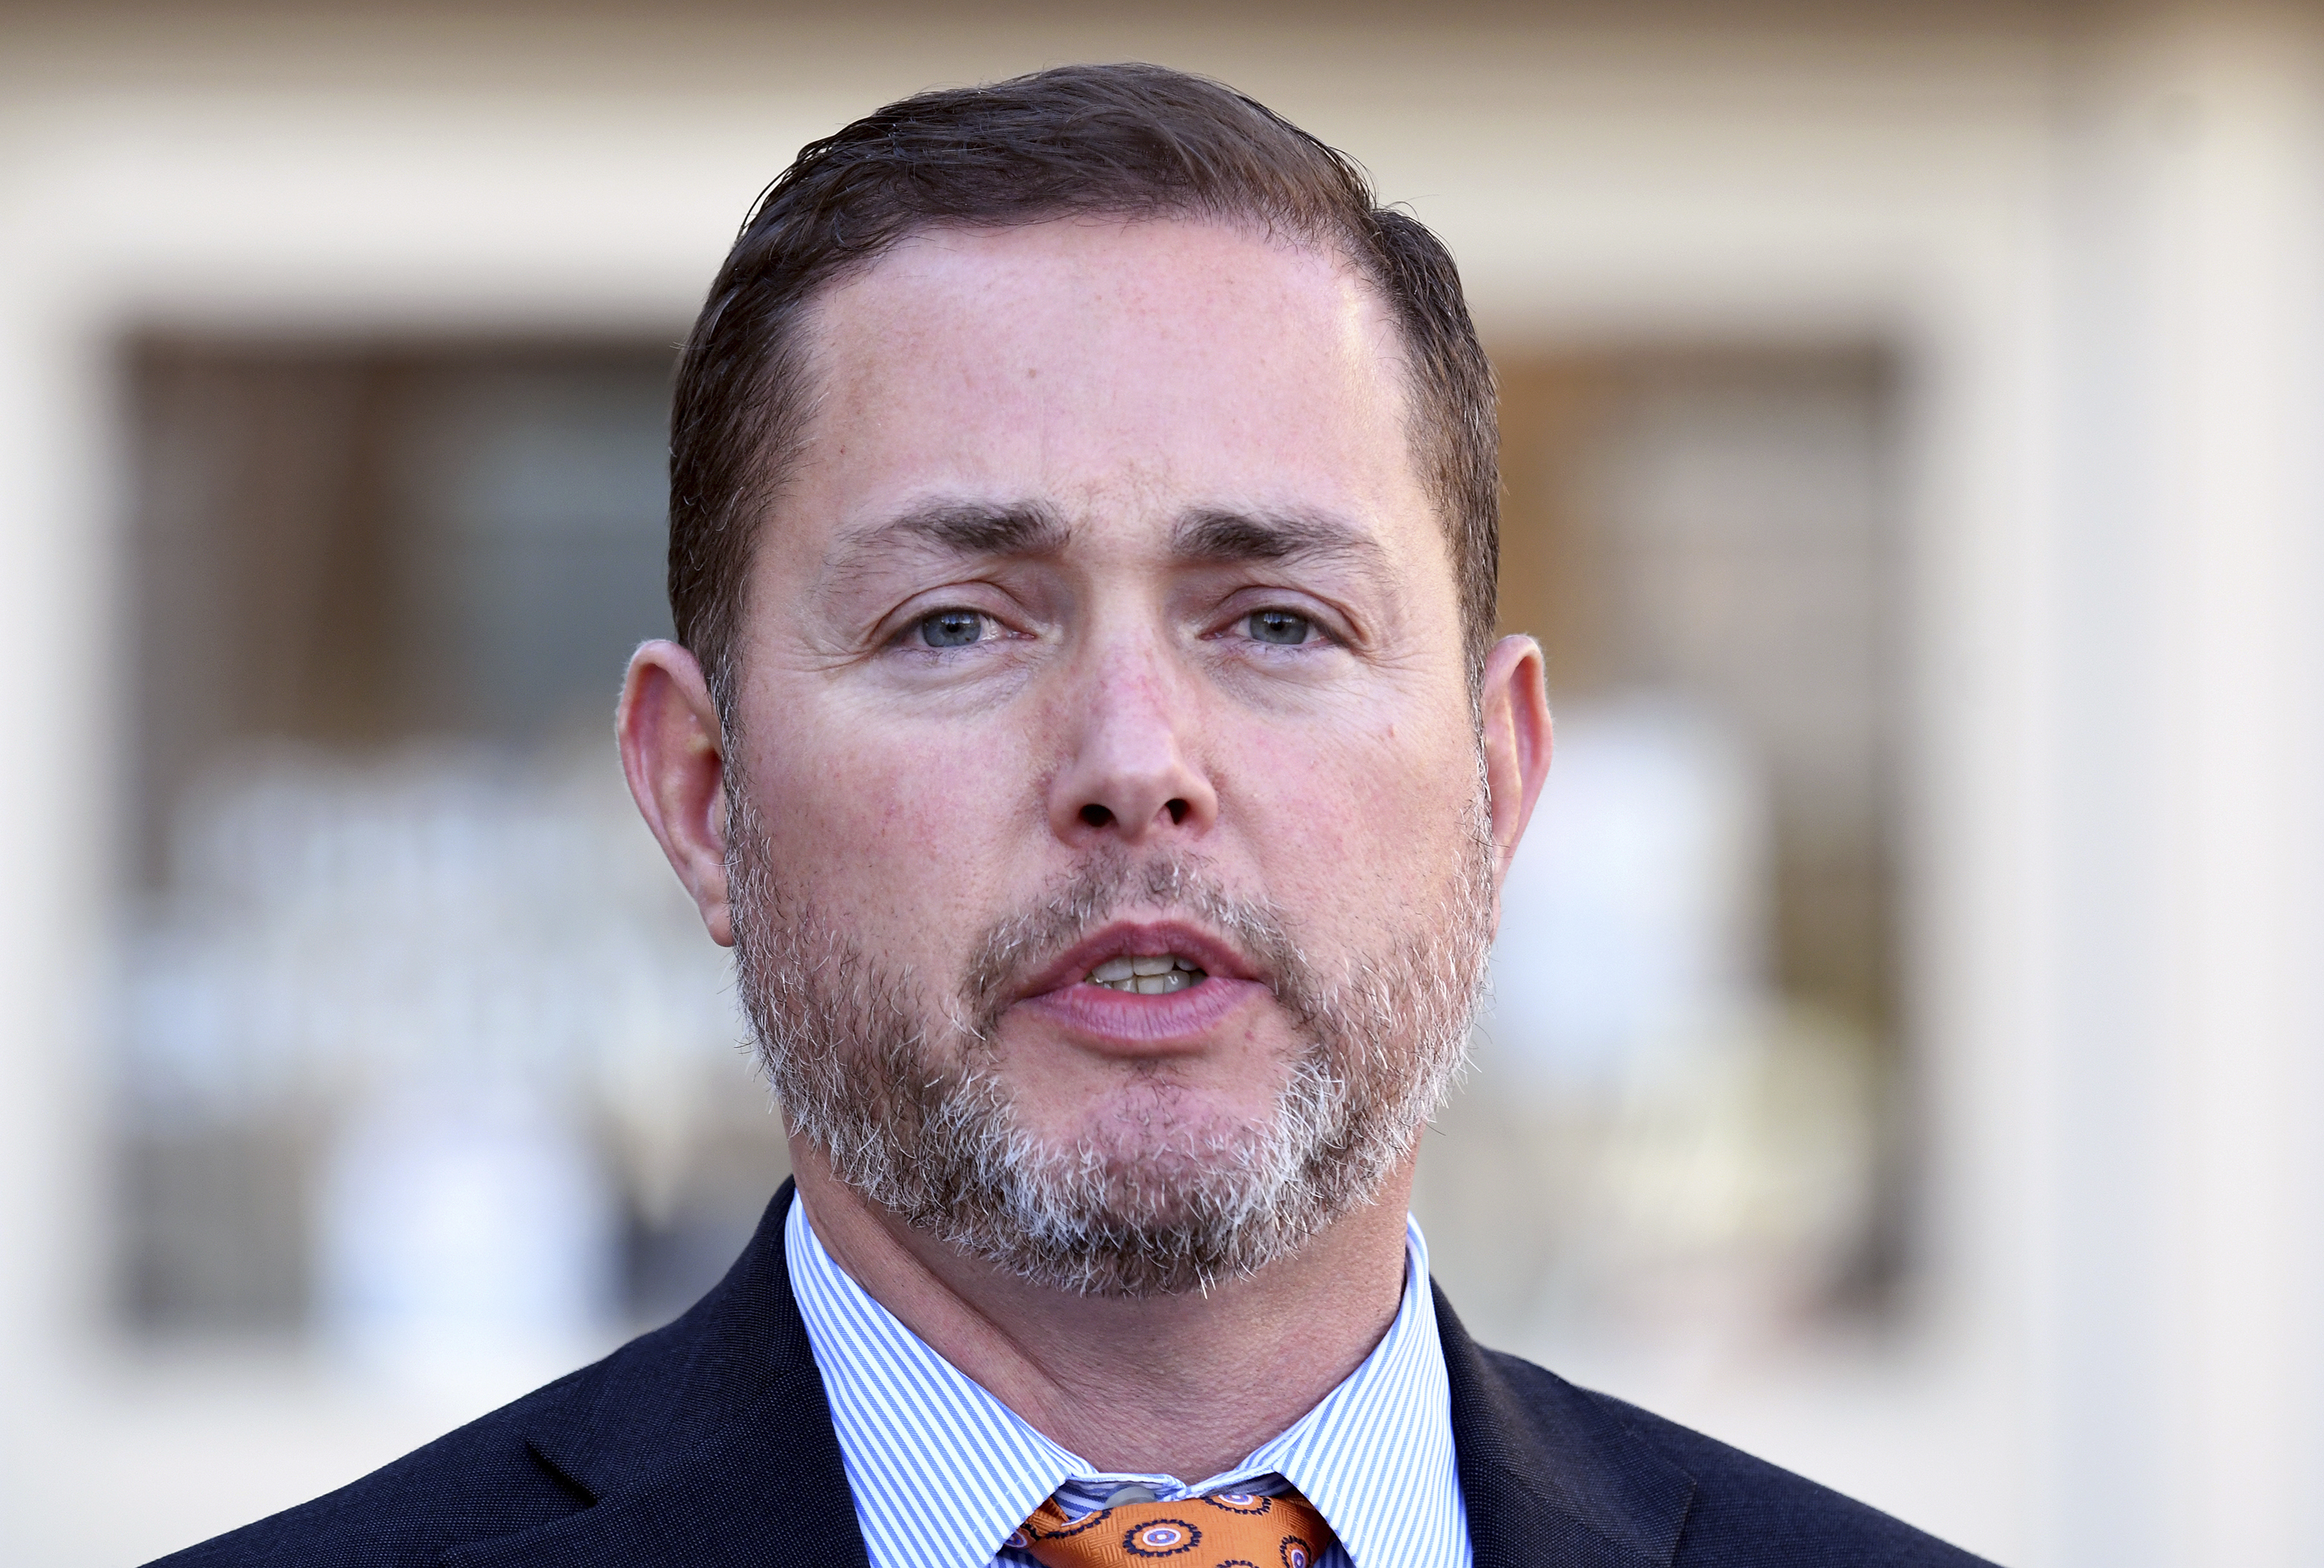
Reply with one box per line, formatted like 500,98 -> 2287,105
914,1068 -> 1377,1298
1058,1081 -> 1284,1165
1061,1130 -> 1279,1221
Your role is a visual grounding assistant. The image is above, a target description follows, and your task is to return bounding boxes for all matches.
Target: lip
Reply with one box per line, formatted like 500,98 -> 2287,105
1009,919 -> 1274,1053
1016,920 -> 1263,998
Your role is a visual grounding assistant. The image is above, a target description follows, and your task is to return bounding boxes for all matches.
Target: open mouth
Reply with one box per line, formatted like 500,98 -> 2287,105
1083,954 -> 1208,995
1012,921 -> 1263,1047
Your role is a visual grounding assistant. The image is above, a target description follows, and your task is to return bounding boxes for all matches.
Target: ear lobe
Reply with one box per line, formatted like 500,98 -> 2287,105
617,640 -> 736,946
1478,634 -> 1553,887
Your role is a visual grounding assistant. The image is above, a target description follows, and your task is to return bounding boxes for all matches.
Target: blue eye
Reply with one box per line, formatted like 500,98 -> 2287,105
916,609 -> 986,648
1246,609 -> 1312,645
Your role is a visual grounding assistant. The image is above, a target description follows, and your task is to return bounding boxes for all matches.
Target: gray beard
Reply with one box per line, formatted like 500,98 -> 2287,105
727,794 -> 1494,1298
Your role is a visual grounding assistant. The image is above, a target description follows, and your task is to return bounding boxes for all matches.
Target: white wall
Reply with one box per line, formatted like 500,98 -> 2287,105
2032,12 -> 2324,1567
1,6 -> 2315,1565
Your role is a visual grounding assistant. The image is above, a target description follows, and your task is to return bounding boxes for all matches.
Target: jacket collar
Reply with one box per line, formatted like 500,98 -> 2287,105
445,1179 -> 870,1568
1437,1282 -> 1697,1568
438,1183 -> 1697,1568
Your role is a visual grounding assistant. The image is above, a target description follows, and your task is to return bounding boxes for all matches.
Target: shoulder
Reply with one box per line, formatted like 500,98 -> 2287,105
1473,1344 -> 1998,1567
143,1326 -> 653,1567
145,1187 -> 841,1568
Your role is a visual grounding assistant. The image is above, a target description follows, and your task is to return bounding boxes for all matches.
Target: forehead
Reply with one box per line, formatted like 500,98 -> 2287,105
777,217 -> 1438,562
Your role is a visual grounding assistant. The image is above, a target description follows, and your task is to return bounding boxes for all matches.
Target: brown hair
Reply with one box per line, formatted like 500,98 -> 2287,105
668,62 -> 1498,710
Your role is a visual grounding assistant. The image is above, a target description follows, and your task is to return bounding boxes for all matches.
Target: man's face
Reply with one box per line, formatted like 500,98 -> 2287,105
709,218 -> 1507,1291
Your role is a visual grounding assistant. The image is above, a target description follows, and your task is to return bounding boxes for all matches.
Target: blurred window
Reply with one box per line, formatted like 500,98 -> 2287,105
1419,349 -> 1906,1358
118,339 -> 784,1370
115,338 -> 1906,1374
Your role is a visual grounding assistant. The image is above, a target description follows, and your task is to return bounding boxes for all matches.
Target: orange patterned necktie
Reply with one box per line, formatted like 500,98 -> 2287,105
1009,1487 -> 1332,1568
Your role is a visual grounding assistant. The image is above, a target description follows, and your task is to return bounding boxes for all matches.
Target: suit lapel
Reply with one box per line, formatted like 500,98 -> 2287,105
426,1191 -> 1697,1568
1437,1284 -> 1697,1568
442,1181 -> 871,1568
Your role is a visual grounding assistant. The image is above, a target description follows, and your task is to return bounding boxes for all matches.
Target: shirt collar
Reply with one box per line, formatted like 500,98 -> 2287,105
786,1191 -> 1469,1568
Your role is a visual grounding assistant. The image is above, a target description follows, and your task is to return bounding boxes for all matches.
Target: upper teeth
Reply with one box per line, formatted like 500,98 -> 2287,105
1088,954 -> 1206,994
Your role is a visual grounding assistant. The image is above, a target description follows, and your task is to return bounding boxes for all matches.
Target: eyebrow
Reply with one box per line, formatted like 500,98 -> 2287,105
829,498 -> 1386,583
1171,507 -> 1387,572
841,499 -> 1074,562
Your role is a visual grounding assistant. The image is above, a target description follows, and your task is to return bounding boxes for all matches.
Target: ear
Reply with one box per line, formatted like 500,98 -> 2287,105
1477,633 -> 1553,888
617,640 -> 735,947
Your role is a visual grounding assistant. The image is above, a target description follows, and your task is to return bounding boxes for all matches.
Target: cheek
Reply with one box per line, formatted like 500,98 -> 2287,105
1226,706 -> 1478,924
741,700 -> 1034,942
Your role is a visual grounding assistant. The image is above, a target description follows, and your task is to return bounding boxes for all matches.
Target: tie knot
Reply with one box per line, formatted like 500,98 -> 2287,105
1011,1487 -> 1332,1568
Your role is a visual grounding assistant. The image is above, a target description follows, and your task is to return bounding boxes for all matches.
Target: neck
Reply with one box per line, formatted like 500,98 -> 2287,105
789,1140 -> 1418,1482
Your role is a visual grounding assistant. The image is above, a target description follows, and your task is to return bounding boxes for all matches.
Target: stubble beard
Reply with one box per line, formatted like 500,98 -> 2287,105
727,789 -> 1496,1298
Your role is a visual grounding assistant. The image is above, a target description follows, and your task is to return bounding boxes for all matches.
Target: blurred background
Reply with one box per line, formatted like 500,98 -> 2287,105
3,2 -> 2320,1563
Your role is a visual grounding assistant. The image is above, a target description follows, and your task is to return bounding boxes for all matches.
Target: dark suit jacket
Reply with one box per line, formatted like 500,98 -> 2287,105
154,1183 -> 1994,1566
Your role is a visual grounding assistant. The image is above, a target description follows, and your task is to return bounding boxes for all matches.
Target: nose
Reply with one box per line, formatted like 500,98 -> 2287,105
1045,646 -> 1219,847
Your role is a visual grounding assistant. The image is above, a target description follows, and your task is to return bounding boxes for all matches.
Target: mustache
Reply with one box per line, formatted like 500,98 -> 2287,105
957,849 -> 1316,1037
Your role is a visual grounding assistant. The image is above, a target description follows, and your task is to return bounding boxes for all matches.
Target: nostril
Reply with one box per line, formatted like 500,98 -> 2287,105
1079,803 -> 1114,828
1165,798 -> 1189,825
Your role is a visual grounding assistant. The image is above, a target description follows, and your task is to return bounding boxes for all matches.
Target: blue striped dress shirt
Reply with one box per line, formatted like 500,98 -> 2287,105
786,1190 -> 1472,1568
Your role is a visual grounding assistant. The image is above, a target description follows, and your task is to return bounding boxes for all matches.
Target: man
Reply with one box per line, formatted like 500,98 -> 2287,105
160,64 -> 1990,1568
